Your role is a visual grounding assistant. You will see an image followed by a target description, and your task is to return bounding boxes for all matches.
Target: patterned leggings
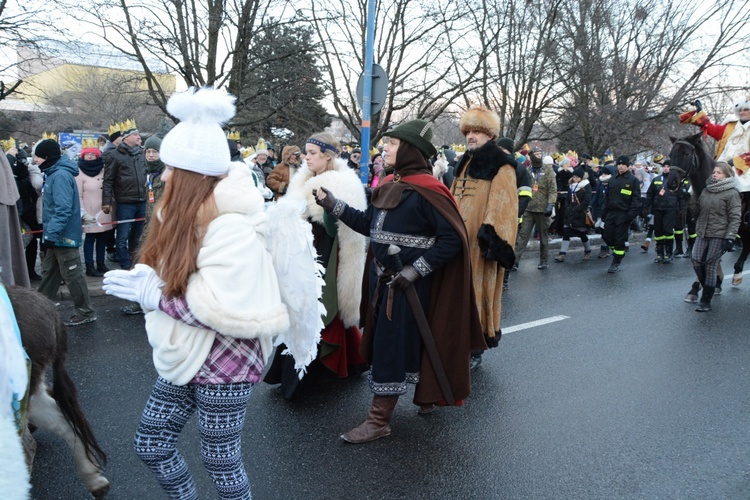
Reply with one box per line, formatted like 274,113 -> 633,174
691,236 -> 724,287
134,377 -> 254,500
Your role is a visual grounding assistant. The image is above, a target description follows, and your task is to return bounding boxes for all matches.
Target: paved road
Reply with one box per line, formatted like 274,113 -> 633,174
28,246 -> 750,499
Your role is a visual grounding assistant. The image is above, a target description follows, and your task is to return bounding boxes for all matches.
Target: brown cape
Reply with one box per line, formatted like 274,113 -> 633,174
360,173 -> 486,405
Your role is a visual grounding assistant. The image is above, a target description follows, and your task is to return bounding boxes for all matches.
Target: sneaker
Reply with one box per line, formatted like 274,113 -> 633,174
469,354 -> 482,372
121,304 -> 144,315
537,263 -> 548,269
695,302 -> 712,312
607,263 -> 620,273
554,254 -> 566,263
732,273 -> 743,286
714,287 -> 722,296
64,315 -> 97,326
510,263 -> 519,272
663,255 -> 673,264
654,256 -> 663,263
598,249 -> 610,259
684,292 -> 699,303
582,252 -> 591,261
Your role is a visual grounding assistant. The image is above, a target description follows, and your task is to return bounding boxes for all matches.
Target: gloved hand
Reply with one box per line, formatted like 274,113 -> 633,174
594,218 -> 605,229
692,100 -> 703,112
387,265 -> 420,289
40,239 -> 56,250
723,239 -> 734,252
544,203 -> 554,217
313,187 -> 338,212
102,263 -> 164,311
82,213 -> 97,226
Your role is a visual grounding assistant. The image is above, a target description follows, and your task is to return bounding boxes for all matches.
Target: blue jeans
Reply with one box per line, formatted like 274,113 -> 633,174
83,232 -> 107,265
115,202 -> 146,269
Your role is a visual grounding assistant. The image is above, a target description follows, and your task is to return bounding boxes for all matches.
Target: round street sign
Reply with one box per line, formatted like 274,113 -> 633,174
356,63 -> 388,116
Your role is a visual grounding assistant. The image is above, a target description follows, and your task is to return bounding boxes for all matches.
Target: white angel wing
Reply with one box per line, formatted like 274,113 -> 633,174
264,198 -> 325,378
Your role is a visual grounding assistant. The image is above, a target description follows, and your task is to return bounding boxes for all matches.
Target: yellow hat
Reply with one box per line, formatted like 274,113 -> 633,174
0,138 -> 15,152
227,129 -> 240,141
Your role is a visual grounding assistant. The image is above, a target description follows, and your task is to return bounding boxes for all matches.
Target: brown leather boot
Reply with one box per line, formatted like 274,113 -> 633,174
340,395 -> 399,443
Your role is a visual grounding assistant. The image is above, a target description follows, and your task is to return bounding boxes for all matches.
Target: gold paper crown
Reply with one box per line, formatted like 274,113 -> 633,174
370,147 -> 379,156
241,146 -> 255,158
0,138 -> 15,152
603,154 -> 614,163
82,138 -> 98,148
256,138 -> 267,151
227,129 -> 240,141
42,132 -> 57,141
108,123 -> 121,135
453,144 -> 466,153
121,119 -> 137,132
590,157 -> 600,166
552,152 -> 564,161
566,150 -> 578,160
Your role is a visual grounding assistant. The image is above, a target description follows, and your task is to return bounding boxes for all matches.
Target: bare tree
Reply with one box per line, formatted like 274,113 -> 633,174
549,0 -> 750,156
58,0 -> 301,120
307,0 -> 485,148
0,2 -> 57,101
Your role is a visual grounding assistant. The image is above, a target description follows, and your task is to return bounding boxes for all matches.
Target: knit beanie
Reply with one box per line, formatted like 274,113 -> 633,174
80,147 -> 102,159
542,155 -> 554,165
33,139 -> 61,160
143,135 -> 162,152
498,137 -> 515,153
572,166 -> 586,178
382,119 -> 437,158
616,155 -> 630,166
160,87 -> 235,176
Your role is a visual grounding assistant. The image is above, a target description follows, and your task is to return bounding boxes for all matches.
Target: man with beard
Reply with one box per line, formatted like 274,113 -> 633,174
451,106 -> 530,371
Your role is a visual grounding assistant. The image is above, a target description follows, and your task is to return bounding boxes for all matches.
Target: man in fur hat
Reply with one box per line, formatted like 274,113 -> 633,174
452,106 -> 532,371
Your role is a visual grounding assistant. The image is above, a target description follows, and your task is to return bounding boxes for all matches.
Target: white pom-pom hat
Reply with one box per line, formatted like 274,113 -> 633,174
160,87 -> 236,176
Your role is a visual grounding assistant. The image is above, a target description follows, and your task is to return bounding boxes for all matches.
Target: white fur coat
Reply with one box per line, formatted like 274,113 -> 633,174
145,164 -> 290,385
286,159 -> 367,327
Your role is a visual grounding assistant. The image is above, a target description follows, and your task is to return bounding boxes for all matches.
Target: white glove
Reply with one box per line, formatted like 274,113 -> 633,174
82,213 -> 97,226
594,218 -> 605,229
102,263 -> 164,311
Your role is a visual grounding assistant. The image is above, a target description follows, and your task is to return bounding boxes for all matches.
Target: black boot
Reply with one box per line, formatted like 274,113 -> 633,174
684,239 -> 694,258
654,243 -> 664,263
663,241 -> 673,263
86,263 -> 103,277
696,286 -> 715,312
684,281 -> 701,303
608,255 -> 622,273
96,260 -> 110,273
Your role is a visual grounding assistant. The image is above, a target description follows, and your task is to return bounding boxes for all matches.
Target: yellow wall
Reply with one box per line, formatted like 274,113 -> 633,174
17,64 -> 176,105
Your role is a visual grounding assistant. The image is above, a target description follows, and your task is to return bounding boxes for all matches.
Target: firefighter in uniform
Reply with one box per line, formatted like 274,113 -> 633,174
601,155 -> 641,273
644,161 -> 680,263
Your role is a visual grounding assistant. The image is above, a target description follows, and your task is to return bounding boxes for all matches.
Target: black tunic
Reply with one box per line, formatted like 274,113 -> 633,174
337,188 -> 462,395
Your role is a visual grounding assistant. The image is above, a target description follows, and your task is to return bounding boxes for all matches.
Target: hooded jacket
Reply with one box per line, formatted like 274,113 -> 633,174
42,155 -> 83,248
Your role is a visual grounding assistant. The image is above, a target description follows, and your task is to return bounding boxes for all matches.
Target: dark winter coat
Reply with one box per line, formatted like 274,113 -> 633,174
645,171 -> 681,212
103,142 -> 147,205
603,170 -> 641,219
565,179 -> 592,229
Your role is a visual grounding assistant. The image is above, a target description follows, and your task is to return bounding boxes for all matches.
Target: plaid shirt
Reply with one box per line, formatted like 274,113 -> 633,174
159,296 -> 264,384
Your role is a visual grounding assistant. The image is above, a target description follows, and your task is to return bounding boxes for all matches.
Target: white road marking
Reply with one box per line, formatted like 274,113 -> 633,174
503,315 -> 570,334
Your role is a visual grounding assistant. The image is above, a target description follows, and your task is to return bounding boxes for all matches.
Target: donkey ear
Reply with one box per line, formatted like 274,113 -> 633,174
669,135 -> 677,144
689,132 -> 703,144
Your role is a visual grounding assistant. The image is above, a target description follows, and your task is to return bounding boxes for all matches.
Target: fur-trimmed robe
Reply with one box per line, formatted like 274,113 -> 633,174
452,141 -> 518,344
286,159 -> 367,327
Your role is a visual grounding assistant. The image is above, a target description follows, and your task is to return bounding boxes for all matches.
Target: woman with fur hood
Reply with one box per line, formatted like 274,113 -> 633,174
314,120 -> 485,444
554,166 -> 593,262
263,132 -> 368,399
103,87 -> 294,499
